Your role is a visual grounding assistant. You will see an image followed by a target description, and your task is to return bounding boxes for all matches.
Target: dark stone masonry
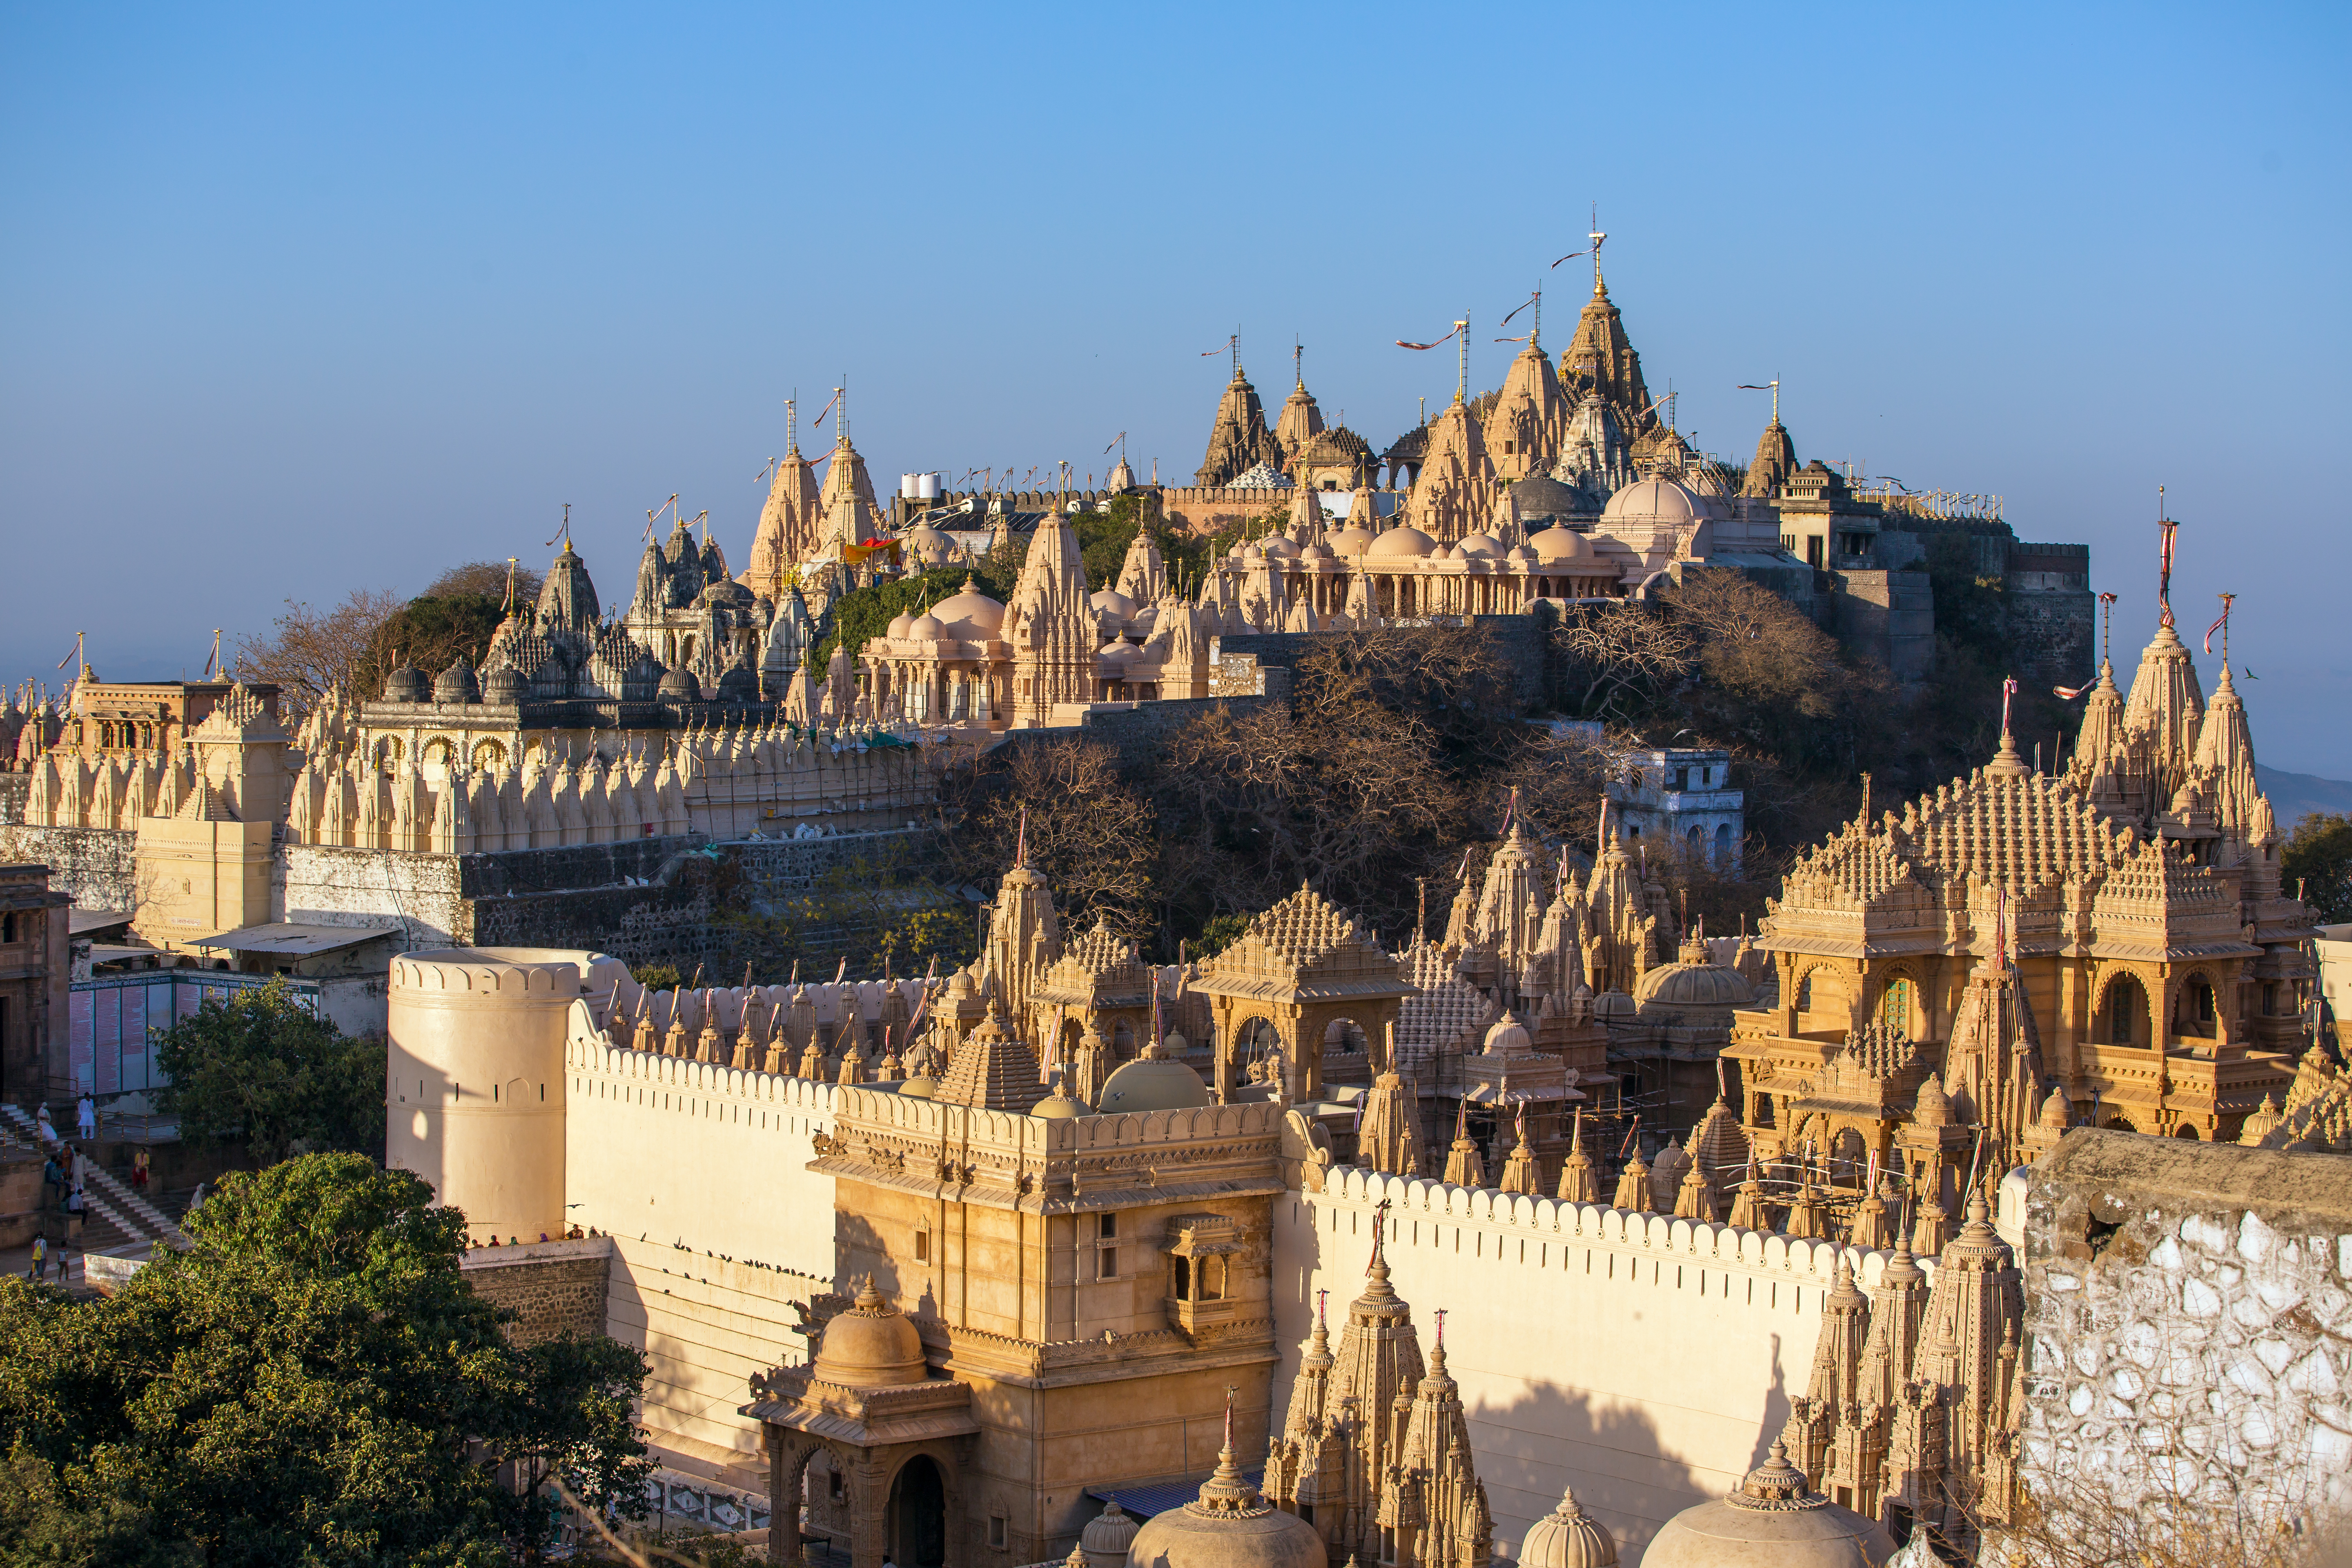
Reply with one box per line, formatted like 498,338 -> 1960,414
461,1236 -> 614,1345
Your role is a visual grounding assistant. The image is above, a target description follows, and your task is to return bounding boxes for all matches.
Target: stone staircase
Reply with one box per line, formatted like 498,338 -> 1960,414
0,1104 -> 188,1247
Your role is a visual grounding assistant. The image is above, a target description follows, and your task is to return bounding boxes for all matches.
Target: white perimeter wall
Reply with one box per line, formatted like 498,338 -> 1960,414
1277,1167 -> 1929,1566
563,1021 -> 842,1474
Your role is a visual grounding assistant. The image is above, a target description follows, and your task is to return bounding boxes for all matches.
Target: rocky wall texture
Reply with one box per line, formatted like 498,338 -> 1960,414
0,824 -> 139,912
2005,587 -> 2096,685
461,1238 -> 614,1345
2021,1129 -> 2352,1532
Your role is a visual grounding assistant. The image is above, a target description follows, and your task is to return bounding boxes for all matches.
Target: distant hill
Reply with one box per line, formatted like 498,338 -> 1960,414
2257,764 -> 2352,832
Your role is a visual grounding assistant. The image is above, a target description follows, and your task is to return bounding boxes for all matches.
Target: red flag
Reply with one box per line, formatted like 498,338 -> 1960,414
1394,323 -> 1462,351
2204,593 -> 2235,655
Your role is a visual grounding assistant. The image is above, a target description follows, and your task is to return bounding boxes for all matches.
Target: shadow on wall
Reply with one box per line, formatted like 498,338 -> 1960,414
837,1208 -> 891,1303
1466,1383 -> 1702,1567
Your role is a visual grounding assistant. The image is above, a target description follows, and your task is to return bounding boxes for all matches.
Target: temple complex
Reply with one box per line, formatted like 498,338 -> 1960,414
1726,576 -> 2312,1232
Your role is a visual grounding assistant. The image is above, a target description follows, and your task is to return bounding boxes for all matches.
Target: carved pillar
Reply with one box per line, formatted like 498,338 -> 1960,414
848,1452 -> 888,1568
766,1431 -> 816,1566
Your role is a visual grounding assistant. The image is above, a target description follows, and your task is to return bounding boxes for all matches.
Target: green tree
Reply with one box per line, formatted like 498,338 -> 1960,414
2283,813 -> 2352,923
151,979 -> 385,1163
0,1447 -> 198,1568
0,1154 -> 651,1568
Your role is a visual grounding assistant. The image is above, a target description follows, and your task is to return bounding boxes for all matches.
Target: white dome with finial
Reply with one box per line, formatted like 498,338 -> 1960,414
1640,1442 -> 1894,1568
1518,1485 -> 1617,1568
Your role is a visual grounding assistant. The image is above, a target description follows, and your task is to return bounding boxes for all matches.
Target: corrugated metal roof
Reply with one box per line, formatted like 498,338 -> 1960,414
1087,1468 -> 1263,1521
185,922 -> 402,956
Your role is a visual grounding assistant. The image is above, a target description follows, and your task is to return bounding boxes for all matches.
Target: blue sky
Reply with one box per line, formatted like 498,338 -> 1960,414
4,3 -> 2347,773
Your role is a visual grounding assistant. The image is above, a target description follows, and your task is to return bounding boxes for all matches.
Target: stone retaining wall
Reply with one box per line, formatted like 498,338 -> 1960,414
2022,1129 -> 2352,1533
462,1236 -> 615,1345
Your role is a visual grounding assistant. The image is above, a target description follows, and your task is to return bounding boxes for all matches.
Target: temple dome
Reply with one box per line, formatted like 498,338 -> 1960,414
810,1276 -> 928,1388
1081,1500 -> 1140,1568
1259,536 -> 1301,560
1509,474 -> 1583,521
1456,532 -> 1506,559
433,659 -> 480,705
1641,1443 -> 1895,1568
1368,525 -> 1437,559
1601,477 -> 1728,525
1518,1486 -> 1617,1568
1634,960 -> 1754,1011
933,581 -> 1006,639
1123,1446 -> 1323,1568
887,611 -> 918,639
1099,1042 -> 1211,1114
481,662 -> 526,705
1228,462 -> 1292,489
903,525 -> 957,564
1593,989 -> 1637,1022
658,666 -> 700,700
1033,1084 -> 1089,1120
908,612 -> 949,640
1091,589 -> 1139,621
383,664 -> 430,704
1529,525 -> 1595,562
1481,1014 -> 1530,1054
1325,525 -> 1376,557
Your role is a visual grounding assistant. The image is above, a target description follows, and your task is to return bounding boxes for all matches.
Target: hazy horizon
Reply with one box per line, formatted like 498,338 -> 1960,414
5,3 -> 2346,774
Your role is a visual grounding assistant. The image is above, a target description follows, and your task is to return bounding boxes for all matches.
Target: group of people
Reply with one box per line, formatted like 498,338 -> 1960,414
462,1225 -> 596,1251
20,1096 -> 153,1284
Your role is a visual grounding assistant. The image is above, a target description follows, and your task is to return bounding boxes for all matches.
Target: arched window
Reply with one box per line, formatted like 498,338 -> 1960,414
2098,975 -> 2149,1046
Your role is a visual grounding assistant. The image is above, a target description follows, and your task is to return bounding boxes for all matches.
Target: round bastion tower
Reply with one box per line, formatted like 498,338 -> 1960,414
386,947 -> 617,1242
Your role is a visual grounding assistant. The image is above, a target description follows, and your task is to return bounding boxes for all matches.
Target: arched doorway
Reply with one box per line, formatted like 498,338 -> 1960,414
890,1455 -> 947,1568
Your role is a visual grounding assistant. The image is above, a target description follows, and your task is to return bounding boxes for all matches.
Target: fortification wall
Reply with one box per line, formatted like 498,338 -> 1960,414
562,1033 -> 841,1469
2005,581 -> 2096,684
1281,1167 -> 1925,1565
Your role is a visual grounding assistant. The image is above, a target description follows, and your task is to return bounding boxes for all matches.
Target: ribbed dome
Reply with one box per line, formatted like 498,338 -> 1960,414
811,1276 -> 928,1388
1123,1443 -> 1323,1568
1634,961 -> 1755,1010
1033,1085 -> 1089,1120
933,581 -> 1007,639
1081,1500 -> 1139,1567
1593,989 -> 1638,1021
1641,1443 -> 1894,1568
1518,1486 -> 1617,1568
1529,525 -> 1596,562
1099,1042 -> 1210,1114
433,659 -> 480,704
481,662 -> 526,705
659,666 -> 699,699
1914,1072 -> 1951,1127
1368,525 -> 1437,559
383,664 -> 430,704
